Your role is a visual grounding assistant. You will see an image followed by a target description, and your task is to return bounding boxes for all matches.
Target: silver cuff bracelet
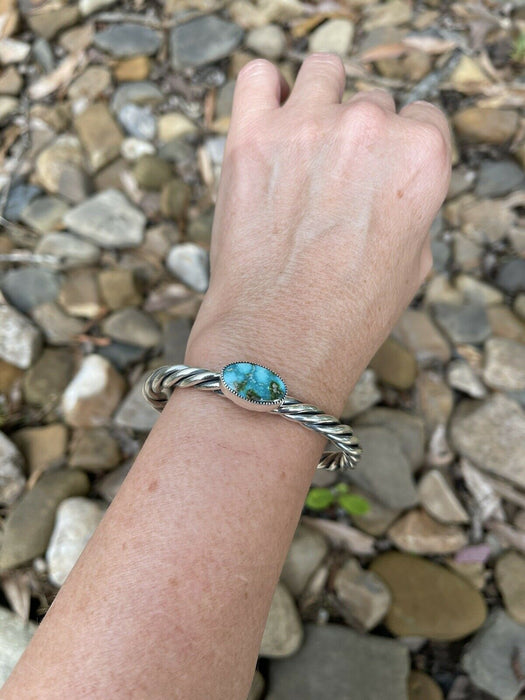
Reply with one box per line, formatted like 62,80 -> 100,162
143,362 -> 362,471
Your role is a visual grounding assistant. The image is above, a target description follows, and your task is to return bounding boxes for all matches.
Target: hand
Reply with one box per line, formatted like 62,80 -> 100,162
185,54 -> 451,416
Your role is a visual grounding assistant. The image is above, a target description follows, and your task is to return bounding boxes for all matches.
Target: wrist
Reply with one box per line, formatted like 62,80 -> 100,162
184,312 -> 351,418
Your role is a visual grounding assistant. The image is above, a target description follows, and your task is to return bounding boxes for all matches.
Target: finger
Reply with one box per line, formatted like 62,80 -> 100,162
399,100 -> 451,152
344,88 -> 396,113
286,53 -> 346,107
231,59 -> 289,122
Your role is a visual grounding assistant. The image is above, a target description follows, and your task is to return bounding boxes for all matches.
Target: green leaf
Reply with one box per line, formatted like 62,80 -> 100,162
337,493 -> 370,516
332,482 -> 350,496
305,488 -> 334,511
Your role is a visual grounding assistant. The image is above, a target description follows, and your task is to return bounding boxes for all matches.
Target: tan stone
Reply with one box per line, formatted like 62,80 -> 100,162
98,269 -> 142,310
449,55 -> 491,94
388,508 -> 468,554
408,671 -> 444,700
62,355 -> 125,427
369,337 -> 417,389
393,309 -> 450,365
416,371 -> 454,432
453,108 -> 519,145
59,269 -> 104,319
418,470 -> 469,524
371,551 -> 486,641
495,551 -> 525,625
0,65 -> 22,94
157,113 -> 197,143
487,305 -> 525,343
0,359 -> 23,394
74,102 -> 123,172
12,423 -> 67,474
114,56 -> 150,81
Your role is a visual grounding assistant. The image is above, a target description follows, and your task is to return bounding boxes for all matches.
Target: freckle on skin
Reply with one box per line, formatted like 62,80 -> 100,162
397,189 -> 404,198
148,479 -> 159,493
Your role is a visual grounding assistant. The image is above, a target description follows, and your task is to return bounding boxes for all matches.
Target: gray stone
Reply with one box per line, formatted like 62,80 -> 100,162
451,395 -> 525,489
333,557 -> 391,631
166,243 -> 209,293
354,408 -> 425,471
117,104 -> 156,141
4,183 -> 41,221
102,308 -> 161,349
0,304 -> 42,369
97,342 -> 146,371
280,524 -> 328,597
475,160 -> 525,198
35,232 -> 100,269
0,469 -> 90,570
0,432 -> 25,506
46,497 -> 105,586
159,137 -> 195,166
344,426 -> 418,509
163,318 -> 191,364
19,195 -> 69,233
246,24 -> 286,60
0,607 -> 37,687
432,303 -> 491,344
418,470 -> 469,524
341,369 -> 381,419
260,582 -> 303,658
114,373 -> 159,432
31,302 -> 85,345
94,24 -> 161,58
95,459 -> 133,502
64,189 -> 146,249
462,609 -> 525,700
483,337 -> 525,391
267,623 -> 409,700
111,81 -> 163,114
62,354 -> 125,427
0,267 -> 60,313
170,16 -> 243,68
495,259 -> 525,296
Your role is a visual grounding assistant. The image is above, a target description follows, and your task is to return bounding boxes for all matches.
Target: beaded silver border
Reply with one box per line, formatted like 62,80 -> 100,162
143,364 -> 362,471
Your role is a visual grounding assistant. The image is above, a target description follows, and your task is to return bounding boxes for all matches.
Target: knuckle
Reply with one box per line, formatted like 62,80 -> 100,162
415,122 -> 450,168
237,58 -> 275,83
345,101 -> 389,140
304,52 -> 345,77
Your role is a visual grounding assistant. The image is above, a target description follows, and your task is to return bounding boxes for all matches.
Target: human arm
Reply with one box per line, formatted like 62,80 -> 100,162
1,54 -> 451,700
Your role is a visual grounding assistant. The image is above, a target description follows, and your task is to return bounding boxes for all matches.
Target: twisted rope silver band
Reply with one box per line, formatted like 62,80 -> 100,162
143,365 -> 362,471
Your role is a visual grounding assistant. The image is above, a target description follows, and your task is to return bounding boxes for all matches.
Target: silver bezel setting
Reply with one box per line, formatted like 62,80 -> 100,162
220,361 -> 288,413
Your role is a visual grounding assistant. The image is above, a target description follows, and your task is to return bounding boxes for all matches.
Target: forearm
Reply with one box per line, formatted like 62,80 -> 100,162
1,346 -> 340,700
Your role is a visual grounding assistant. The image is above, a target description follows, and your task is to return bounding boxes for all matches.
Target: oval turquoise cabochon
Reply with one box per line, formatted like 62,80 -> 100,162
222,362 -> 287,404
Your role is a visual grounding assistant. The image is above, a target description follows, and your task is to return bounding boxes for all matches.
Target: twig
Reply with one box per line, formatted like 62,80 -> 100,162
0,252 -> 62,266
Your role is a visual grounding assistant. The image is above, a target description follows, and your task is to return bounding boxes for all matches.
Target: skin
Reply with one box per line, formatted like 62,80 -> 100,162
1,54 -> 451,699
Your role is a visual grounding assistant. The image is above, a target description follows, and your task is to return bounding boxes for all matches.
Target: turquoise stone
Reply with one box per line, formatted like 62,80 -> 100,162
222,362 -> 286,403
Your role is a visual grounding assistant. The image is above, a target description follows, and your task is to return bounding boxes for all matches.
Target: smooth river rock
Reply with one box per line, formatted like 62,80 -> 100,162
267,623 -> 409,700
0,606 -> 37,686
260,582 -> 303,658
0,469 -> 90,570
64,189 -> 146,249
370,552 -> 487,641
462,609 -> 525,700
450,394 -> 525,489
46,497 -> 106,586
